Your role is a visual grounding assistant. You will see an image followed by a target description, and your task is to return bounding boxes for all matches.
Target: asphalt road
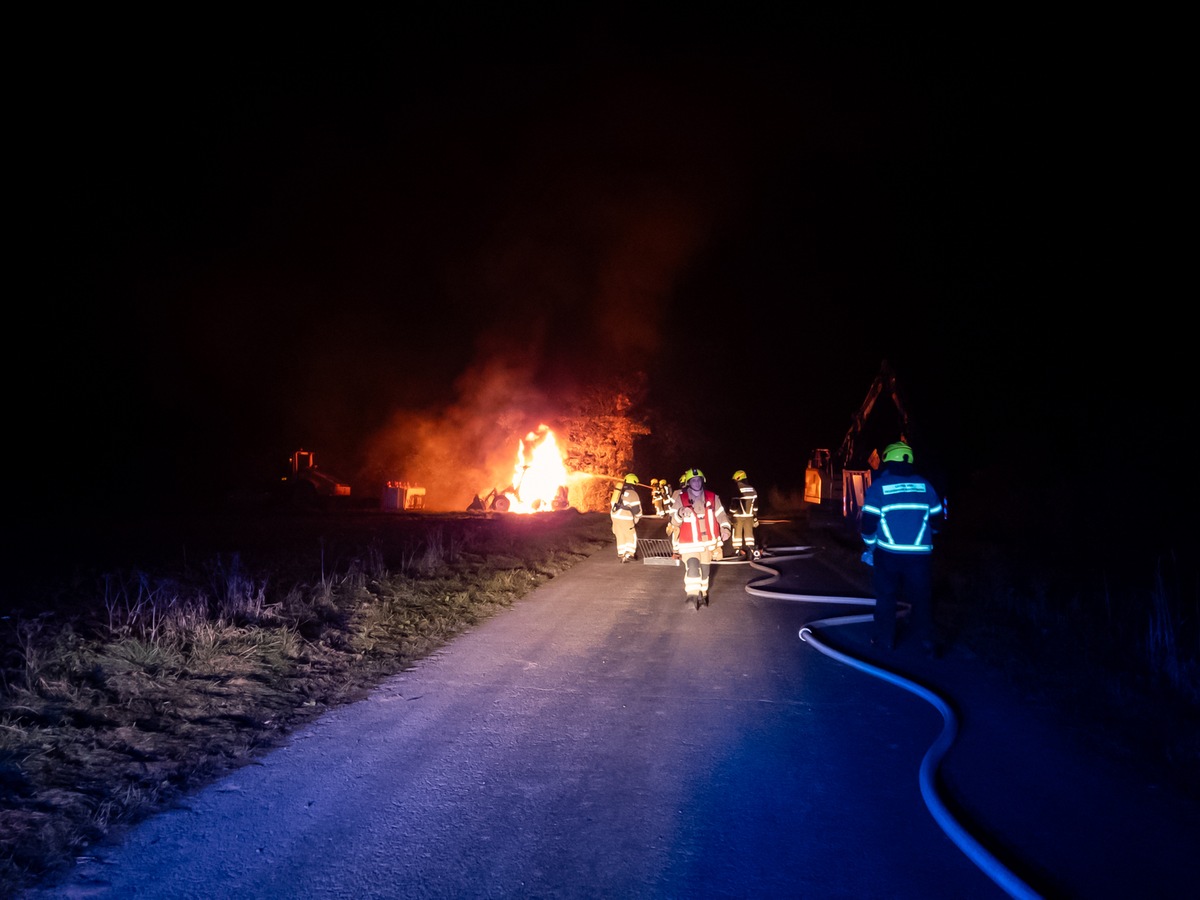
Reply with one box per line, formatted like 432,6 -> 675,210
24,521 -> 1198,899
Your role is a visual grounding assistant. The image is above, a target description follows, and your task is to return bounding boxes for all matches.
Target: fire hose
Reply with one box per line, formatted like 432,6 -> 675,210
719,545 -> 1042,900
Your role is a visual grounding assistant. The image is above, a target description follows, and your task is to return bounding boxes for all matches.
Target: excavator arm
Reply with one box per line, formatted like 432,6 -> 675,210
836,359 -> 910,471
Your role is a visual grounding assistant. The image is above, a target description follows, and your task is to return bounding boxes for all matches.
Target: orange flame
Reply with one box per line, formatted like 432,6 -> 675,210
503,425 -> 569,514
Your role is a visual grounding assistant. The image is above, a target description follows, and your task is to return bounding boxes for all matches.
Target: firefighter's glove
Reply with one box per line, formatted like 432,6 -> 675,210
720,527 -> 731,542
752,518 -> 759,528
860,549 -> 874,567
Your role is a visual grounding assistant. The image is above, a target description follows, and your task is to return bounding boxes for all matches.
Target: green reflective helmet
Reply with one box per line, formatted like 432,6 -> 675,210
882,442 -> 914,464
624,473 -> 639,484
733,469 -> 747,481
681,467 -> 705,484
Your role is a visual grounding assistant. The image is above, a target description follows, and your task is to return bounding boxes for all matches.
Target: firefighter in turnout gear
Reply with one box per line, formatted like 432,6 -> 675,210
669,468 -> 731,608
730,469 -> 760,560
610,474 -> 643,563
860,442 -> 944,655
662,477 -> 681,557
649,479 -> 666,516
656,478 -> 673,519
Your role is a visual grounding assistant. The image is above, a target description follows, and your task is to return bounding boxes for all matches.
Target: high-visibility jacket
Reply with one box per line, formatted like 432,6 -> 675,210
670,488 -> 730,553
860,466 -> 943,555
731,479 -> 758,520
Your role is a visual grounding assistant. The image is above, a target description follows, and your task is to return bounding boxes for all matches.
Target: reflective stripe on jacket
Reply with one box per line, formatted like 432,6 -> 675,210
861,473 -> 942,555
732,481 -> 758,518
610,485 -> 642,523
670,489 -> 730,553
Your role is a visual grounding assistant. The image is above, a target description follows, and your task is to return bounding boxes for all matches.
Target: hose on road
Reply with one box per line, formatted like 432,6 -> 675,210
729,546 -> 1042,900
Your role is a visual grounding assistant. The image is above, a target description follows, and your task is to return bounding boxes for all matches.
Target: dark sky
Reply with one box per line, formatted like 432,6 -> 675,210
13,12 -> 1187,520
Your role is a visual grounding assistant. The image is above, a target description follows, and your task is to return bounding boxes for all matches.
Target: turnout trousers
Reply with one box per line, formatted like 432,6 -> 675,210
871,549 -> 933,648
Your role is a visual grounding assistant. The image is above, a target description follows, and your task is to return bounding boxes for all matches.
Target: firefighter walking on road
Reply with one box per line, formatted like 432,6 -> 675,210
610,474 -> 643,563
669,468 -> 731,608
730,469 -> 760,560
860,442 -> 944,655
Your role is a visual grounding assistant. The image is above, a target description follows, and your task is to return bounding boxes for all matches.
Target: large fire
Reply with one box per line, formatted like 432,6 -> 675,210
502,425 -> 570,514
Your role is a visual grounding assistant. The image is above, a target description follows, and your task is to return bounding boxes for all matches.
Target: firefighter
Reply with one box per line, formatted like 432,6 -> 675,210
669,468 -> 731,608
610,473 -> 643,563
860,442 -> 944,656
649,479 -> 666,516
730,469 -> 760,560
663,476 -> 681,557
656,477 -> 673,518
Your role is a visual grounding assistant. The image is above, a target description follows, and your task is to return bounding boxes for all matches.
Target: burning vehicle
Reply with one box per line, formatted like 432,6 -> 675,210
367,376 -> 647,514
468,424 -> 609,514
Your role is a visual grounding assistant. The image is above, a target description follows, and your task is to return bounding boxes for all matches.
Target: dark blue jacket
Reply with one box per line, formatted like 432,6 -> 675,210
860,461 -> 943,555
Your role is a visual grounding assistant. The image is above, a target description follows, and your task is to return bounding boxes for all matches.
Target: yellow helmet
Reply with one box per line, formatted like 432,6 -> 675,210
733,469 -> 747,481
624,473 -> 640,484
680,467 -> 704,484
650,478 -> 659,485
882,442 -> 913,464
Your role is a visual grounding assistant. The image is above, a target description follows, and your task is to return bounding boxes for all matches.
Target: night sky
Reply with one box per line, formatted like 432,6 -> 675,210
13,13 -> 1187,529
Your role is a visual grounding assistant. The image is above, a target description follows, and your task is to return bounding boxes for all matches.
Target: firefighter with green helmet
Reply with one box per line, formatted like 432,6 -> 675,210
860,441 -> 944,655
730,469 -> 760,560
669,468 -> 731,608
610,473 -> 643,563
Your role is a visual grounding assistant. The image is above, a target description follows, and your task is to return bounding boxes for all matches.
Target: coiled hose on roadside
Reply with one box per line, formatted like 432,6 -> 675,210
718,545 -> 1043,900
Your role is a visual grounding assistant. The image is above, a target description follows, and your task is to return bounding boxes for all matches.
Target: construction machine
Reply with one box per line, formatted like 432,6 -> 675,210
834,359 -> 911,473
807,359 -> 913,521
279,449 -> 352,510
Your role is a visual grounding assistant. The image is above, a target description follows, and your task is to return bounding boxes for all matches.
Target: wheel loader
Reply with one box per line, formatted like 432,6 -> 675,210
279,449 -> 352,510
